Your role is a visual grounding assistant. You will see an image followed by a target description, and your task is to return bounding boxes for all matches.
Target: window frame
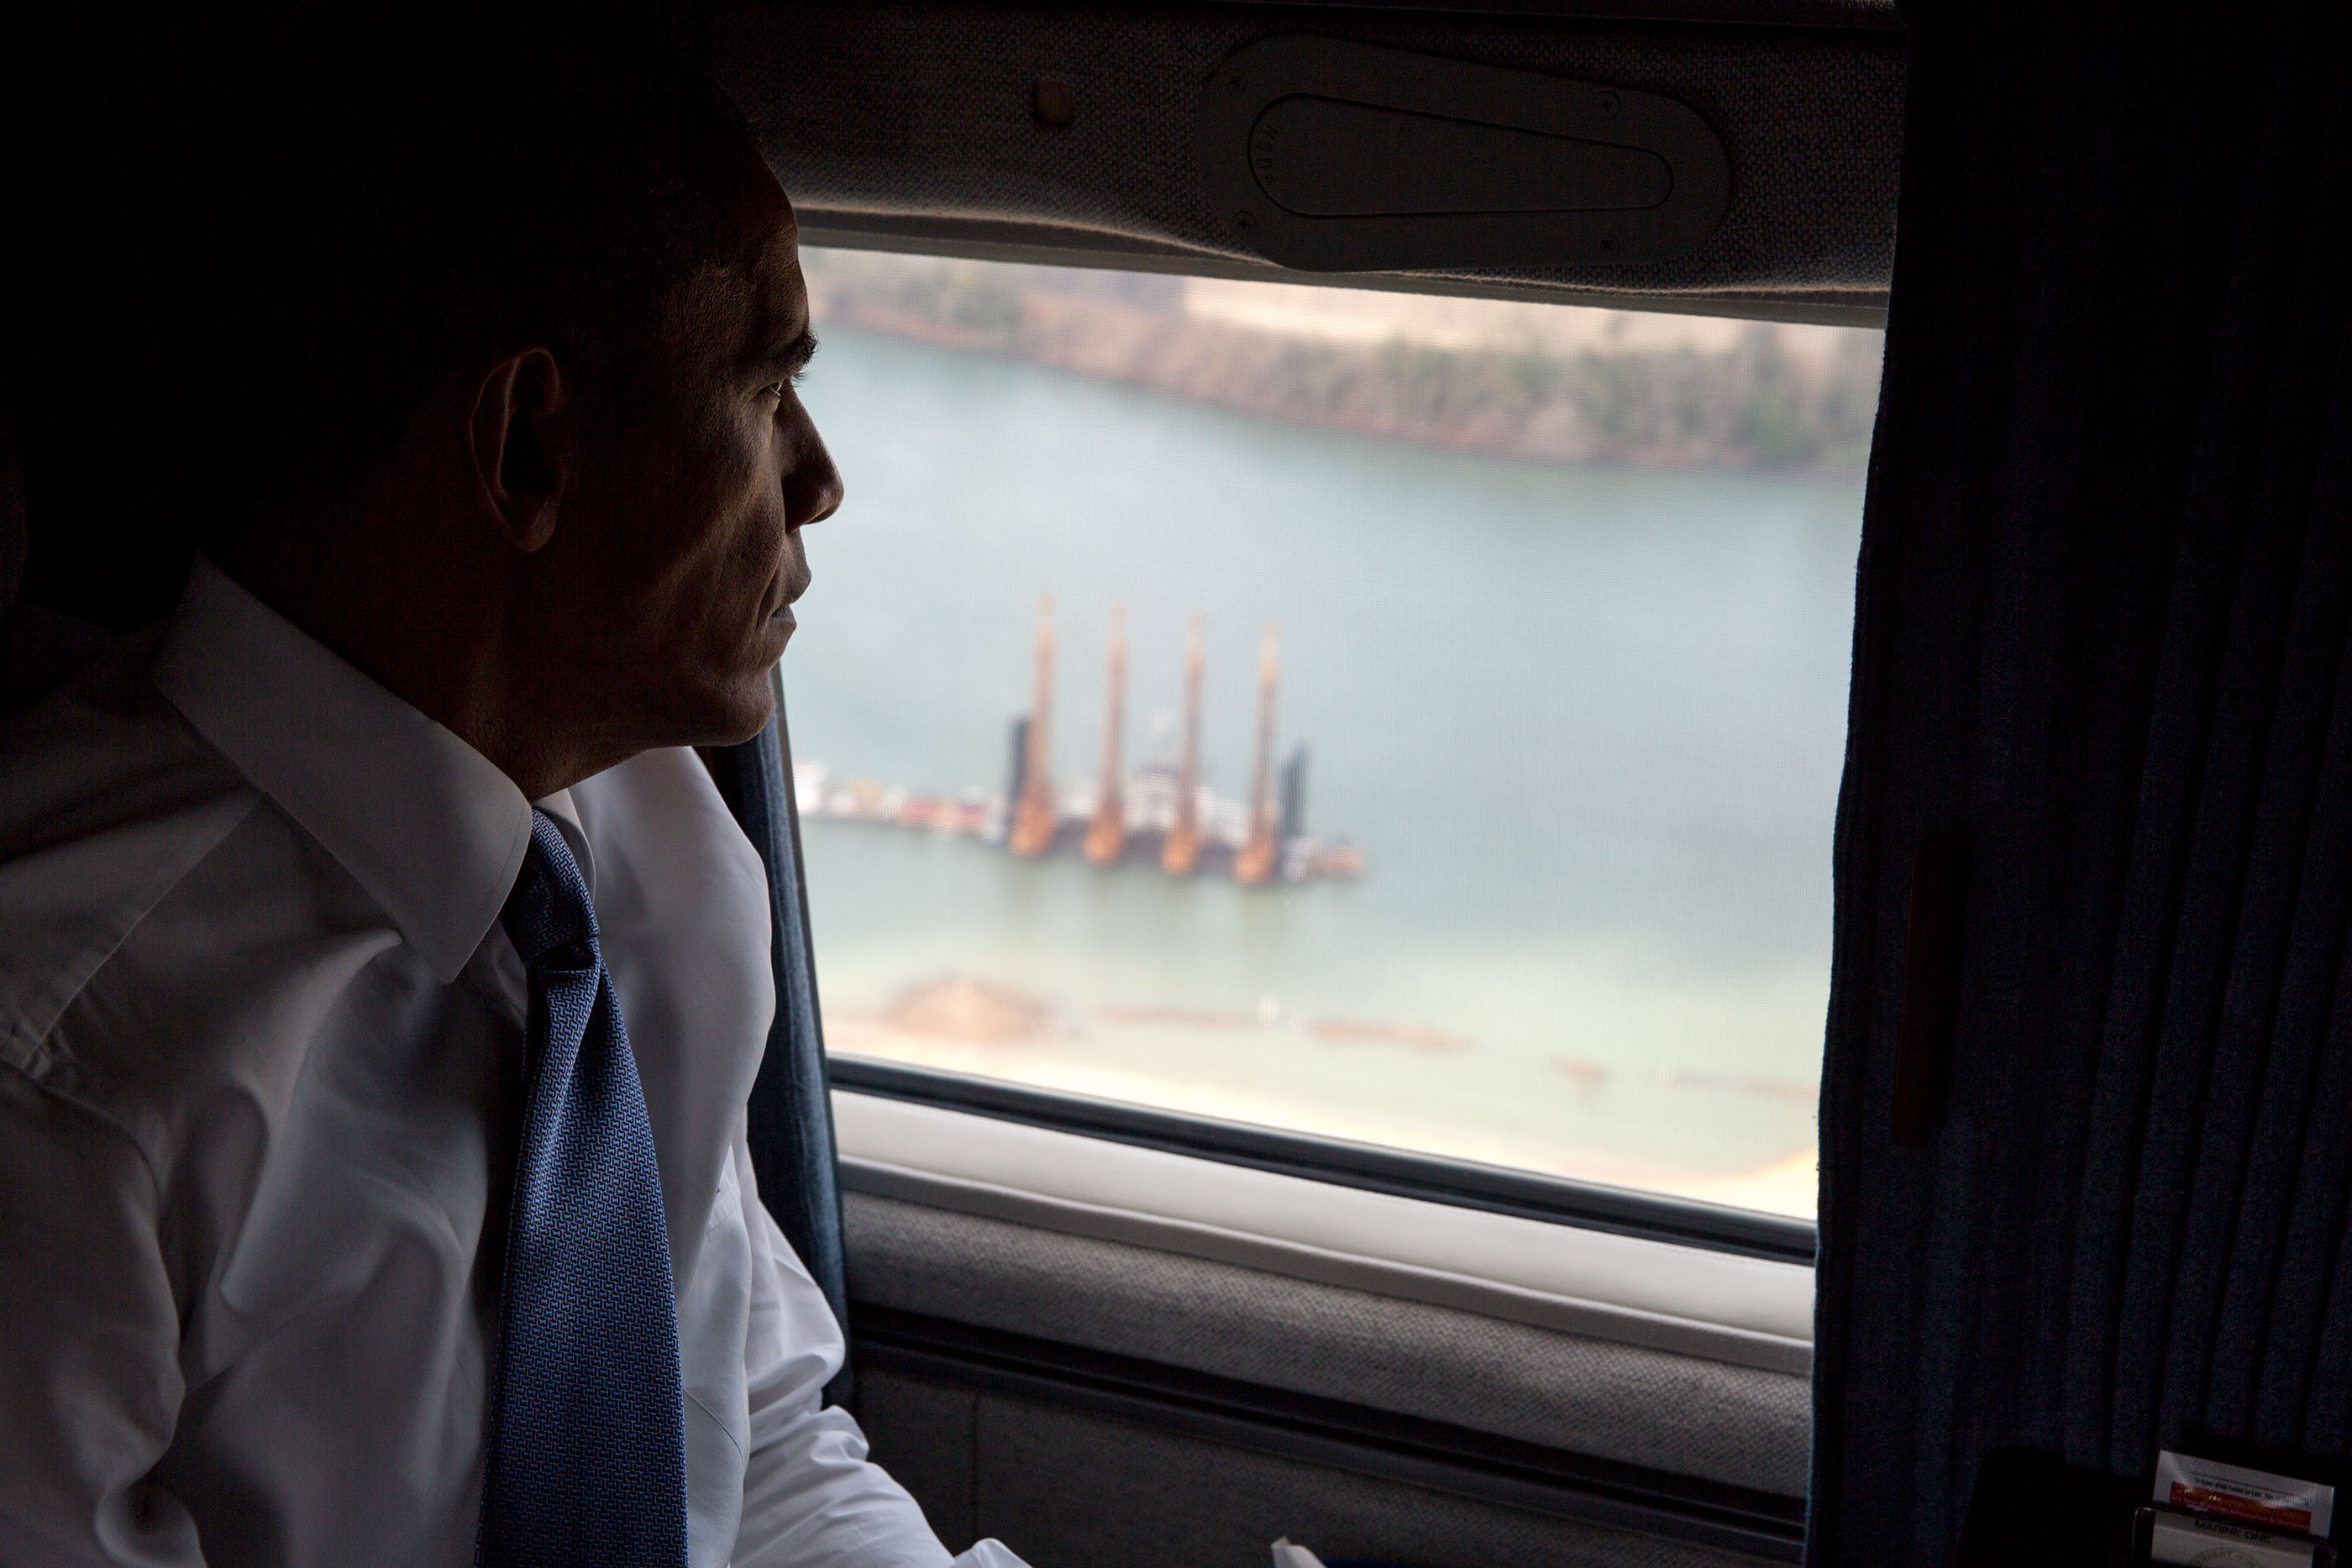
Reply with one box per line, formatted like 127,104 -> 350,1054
827,1055 -> 1816,1264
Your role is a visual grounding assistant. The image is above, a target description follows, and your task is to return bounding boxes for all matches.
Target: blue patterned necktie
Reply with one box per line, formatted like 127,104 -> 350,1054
478,811 -> 689,1568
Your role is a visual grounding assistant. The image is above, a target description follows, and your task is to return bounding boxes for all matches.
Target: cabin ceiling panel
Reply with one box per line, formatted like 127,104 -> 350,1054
706,2 -> 1903,323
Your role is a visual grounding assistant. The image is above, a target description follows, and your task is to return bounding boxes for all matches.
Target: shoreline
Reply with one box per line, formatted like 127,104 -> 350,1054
803,250 -> 1882,480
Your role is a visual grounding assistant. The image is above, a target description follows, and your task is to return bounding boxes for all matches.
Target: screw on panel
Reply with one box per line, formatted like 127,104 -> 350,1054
1595,92 -> 1620,114
1232,210 -> 1254,231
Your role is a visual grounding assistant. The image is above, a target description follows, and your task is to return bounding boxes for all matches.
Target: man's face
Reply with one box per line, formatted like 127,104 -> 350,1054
543,164 -> 842,753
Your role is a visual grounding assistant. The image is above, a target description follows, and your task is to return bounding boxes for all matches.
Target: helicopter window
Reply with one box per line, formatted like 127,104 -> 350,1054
787,247 -> 1881,1223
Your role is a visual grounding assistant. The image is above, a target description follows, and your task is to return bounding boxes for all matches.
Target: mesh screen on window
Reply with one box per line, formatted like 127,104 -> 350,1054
785,247 -> 1880,1221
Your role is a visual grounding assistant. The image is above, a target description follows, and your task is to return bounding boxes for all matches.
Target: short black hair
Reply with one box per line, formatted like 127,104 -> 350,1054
3,7 -> 770,623
175,10 -> 770,508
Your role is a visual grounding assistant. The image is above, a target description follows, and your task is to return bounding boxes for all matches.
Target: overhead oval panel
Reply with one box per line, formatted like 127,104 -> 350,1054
1252,97 -> 1675,218
1200,37 -> 1730,272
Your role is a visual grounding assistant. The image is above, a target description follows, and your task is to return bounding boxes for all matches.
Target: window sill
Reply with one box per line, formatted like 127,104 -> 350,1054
832,1088 -> 1815,1375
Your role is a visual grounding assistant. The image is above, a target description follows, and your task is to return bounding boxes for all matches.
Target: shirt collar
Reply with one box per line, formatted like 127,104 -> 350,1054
154,556 -> 547,983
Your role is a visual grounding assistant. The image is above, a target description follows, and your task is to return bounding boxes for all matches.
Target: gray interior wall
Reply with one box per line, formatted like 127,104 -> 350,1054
706,1 -> 1903,322
860,1371 -> 1785,1568
844,1193 -> 1811,1497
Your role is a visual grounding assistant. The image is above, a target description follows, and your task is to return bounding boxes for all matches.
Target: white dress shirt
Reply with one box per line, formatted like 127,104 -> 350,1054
0,559 -> 1021,1568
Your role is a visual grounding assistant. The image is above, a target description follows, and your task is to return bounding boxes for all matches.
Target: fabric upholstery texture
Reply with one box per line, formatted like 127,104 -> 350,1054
857,1373 -> 980,1550
845,1192 -> 1810,1497
1809,0 -> 2352,1562
857,1371 -> 1781,1568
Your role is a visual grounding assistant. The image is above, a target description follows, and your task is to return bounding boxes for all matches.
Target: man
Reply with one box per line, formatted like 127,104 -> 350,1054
0,16 -> 1025,1568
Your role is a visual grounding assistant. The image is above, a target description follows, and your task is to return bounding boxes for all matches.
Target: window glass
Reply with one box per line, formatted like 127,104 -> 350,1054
786,248 -> 1880,1220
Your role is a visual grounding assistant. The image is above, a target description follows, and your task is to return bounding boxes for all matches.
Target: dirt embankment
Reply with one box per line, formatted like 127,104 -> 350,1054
804,252 -> 1882,475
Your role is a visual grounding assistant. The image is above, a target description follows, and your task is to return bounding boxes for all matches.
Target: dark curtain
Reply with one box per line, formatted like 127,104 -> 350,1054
1810,2 -> 2352,1563
707,716 -> 853,1403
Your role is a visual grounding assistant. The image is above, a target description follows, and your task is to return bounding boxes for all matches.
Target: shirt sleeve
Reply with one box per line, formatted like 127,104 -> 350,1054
0,1065 -> 202,1566
727,1140 -> 1028,1568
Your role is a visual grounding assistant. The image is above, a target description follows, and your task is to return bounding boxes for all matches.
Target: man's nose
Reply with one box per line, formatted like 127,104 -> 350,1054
786,410 -> 844,530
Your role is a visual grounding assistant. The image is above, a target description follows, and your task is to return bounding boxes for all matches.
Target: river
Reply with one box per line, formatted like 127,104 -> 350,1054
784,320 -> 1867,1218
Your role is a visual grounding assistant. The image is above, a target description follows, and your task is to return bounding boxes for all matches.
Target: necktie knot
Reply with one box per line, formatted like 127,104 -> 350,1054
501,813 -> 599,969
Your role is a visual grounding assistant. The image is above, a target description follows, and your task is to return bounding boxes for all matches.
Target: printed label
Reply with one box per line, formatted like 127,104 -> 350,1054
2155,1451 -> 2334,1539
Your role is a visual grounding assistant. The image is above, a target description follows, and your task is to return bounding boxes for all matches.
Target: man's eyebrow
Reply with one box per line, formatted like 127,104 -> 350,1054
757,328 -> 820,375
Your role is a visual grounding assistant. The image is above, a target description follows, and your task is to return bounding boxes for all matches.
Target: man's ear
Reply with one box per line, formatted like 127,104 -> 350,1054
465,348 -> 570,553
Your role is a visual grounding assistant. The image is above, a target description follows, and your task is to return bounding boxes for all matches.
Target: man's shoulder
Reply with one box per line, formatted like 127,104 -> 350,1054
0,632 -> 261,1072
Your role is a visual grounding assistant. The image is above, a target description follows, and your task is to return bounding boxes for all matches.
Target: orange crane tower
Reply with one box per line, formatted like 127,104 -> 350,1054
1233,624 -> 1281,886
1160,614 -> 1205,876
1008,594 -> 1058,857
1084,605 -> 1129,865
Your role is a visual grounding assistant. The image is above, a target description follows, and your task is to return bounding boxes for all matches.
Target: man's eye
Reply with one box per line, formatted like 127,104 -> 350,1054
760,380 -> 789,400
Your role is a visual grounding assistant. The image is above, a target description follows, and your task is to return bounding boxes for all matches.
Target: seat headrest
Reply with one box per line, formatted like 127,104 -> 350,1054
1,398 -> 23,624
2,396 -> 115,713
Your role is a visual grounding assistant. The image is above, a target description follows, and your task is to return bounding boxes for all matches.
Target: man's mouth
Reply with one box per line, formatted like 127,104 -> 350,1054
767,564 -> 811,628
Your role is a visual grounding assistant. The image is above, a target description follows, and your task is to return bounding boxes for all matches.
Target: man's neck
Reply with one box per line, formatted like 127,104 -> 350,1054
207,511 -> 602,802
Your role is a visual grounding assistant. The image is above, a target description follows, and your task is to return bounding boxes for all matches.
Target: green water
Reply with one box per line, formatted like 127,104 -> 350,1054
785,323 -> 1866,1207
